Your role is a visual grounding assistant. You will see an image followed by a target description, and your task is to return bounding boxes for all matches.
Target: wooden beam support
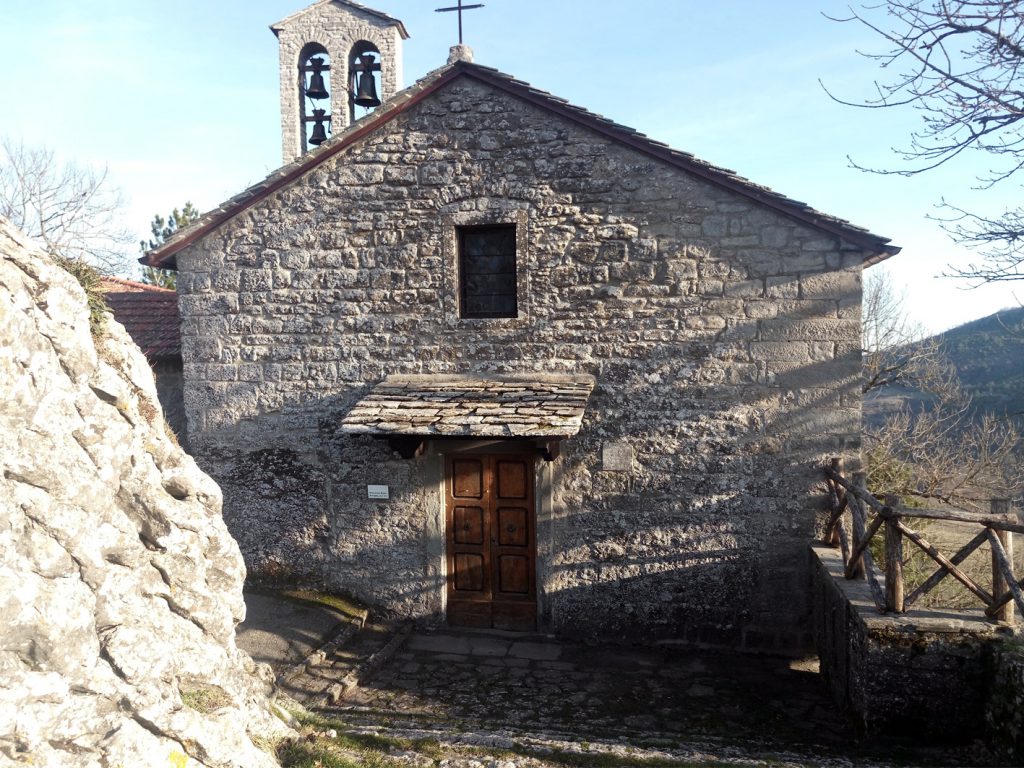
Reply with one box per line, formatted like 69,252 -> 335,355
905,529 -> 988,609
387,436 -> 426,459
884,496 -> 904,613
847,473 -> 870,580
844,511 -> 885,580
991,500 -> 1015,624
897,520 -> 993,606
851,474 -> 886,611
826,458 -> 848,547
986,526 -> 1024,621
883,504 -> 1024,533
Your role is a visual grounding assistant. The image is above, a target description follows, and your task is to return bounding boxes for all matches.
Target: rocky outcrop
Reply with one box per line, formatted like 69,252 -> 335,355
0,219 -> 287,767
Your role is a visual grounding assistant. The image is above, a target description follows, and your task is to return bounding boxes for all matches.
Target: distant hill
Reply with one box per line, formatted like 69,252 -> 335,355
865,305 -> 1024,424
932,306 -> 1024,418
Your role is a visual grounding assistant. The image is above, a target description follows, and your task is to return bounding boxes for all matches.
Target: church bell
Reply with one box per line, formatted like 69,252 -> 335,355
305,57 -> 329,100
352,54 -> 382,108
309,109 -> 329,145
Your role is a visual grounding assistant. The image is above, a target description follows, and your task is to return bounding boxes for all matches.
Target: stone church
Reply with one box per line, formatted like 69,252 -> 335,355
142,0 -> 898,653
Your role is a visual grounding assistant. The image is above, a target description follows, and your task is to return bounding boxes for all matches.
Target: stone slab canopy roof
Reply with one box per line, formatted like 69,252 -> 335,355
100,277 -> 181,361
270,0 -> 410,38
341,374 -> 597,438
141,60 -> 900,270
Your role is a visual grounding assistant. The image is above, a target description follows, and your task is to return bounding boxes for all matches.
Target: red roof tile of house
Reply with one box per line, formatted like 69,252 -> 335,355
101,277 -> 181,361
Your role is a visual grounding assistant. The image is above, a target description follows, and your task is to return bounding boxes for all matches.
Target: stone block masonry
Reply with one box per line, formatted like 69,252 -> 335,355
275,1 -> 405,163
812,544 -> 1012,737
177,75 -> 867,654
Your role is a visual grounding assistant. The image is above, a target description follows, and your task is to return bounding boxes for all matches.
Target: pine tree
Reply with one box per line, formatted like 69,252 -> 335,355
140,202 -> 200,289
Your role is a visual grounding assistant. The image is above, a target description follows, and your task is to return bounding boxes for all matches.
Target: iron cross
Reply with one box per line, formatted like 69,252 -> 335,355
435,0 -> 485,45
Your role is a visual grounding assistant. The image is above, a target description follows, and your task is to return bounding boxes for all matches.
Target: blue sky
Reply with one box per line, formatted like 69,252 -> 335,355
1,0 -> 1019,333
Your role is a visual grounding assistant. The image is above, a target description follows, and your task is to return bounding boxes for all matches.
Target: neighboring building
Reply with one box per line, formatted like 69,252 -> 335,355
100,277 -> 187,446
141,1 -> 898,653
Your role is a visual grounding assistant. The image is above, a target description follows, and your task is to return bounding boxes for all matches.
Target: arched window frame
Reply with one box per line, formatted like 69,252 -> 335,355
348,41 -> 383,123
298,42 -> 331,153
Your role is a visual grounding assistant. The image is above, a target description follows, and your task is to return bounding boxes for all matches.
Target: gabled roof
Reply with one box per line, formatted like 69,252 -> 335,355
101,277 -> 181,361
142,60 -> 899,270
271,0 -> 410,39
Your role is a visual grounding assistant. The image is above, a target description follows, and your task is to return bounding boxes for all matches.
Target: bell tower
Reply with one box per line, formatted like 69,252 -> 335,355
272,1 -> 409,163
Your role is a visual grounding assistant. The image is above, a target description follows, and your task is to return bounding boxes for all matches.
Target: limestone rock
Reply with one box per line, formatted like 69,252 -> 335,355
0,219 -> 288,767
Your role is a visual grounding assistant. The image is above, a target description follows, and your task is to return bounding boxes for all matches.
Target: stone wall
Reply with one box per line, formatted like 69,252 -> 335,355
276,1 -> 405,163
177,76 -> 866,652
154,359 -> 189,450
812,544 -> 1013,737
987,641 -> 1024,761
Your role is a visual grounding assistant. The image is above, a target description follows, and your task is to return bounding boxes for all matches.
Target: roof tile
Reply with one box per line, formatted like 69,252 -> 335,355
101,277 -> 181,361
341,374 -> 596,438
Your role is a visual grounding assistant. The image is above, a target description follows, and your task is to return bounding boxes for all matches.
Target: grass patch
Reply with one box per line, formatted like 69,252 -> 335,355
279,731 -> 741,768
278,739 -> 389,768
289,712 -> 417,754
493,744 -> 738,768
179,682 -> 233,714
55,256 -> 107,336
282,710 -> 747,768
265,588 -> 369,622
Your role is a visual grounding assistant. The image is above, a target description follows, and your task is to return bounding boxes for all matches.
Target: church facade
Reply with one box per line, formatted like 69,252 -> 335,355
145,0 -> 898,653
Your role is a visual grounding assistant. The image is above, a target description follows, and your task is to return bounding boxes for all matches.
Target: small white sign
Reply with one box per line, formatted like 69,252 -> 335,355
367,485 -> 390,500
602,442 -> 634,472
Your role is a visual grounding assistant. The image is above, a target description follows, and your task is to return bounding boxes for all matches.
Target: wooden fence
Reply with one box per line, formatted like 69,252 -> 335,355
824,458 -> 1024,623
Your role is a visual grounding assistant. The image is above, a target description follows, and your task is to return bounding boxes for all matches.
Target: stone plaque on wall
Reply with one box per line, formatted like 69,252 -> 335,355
601,442 -> 633,472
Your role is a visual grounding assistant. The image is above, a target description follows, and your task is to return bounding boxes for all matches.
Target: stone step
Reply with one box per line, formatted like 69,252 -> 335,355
277,618 -> 411,707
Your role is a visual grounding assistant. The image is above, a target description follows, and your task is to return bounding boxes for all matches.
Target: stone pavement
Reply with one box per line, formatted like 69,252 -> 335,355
237,589 -> 359,671
245,597 -> 995,766
331,628 -> 856,756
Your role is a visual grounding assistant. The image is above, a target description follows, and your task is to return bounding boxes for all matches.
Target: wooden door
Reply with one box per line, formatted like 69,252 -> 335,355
445,454 -> 536,630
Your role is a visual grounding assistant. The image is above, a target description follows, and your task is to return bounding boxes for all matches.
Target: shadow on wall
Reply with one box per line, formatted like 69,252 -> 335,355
181,249 -> 862,651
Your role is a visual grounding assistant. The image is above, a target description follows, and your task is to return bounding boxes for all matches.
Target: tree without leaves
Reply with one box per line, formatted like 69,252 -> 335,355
140,202 -> 200,290
862,269 -> 947,393
863,271 -> 1023,508
0,138 -> 132,273
865,366 -> 1023,508
825,1 -> 1024,283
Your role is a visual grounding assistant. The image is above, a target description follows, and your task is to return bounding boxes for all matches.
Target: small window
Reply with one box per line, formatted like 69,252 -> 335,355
459,225 -> 517,319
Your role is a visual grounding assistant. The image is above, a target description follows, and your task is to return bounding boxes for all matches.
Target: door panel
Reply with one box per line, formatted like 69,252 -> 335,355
446,454 -> 536,630
452,459 -> 484,498
497,460 -> 527,499
497,507 -> 527,546
498,555 -> 529,594
453,506 -> 484,545
454,553 -> 484,591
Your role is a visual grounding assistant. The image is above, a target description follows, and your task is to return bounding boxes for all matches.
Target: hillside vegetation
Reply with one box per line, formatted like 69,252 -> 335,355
866,306 -> 1024,425
935,306 -> 1024,418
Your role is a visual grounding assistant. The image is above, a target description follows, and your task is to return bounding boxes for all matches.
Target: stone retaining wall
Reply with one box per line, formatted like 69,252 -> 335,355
812,544 -> 1016,738
987,642 -> 1024,761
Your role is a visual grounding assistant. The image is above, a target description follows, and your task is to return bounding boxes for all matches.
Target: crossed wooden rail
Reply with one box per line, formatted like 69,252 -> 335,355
825,458 -> 1024,623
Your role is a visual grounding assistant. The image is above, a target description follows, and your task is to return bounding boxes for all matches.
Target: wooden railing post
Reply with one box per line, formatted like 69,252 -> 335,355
828,458 -> 845,546
849,473 -> 868,579
991,499 -> 1014,624
884,495 -> 905,613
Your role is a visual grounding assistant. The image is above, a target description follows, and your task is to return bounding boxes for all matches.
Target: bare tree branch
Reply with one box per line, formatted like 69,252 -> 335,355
863,269 -> 1024,508
0,138 -> 132,273
862,269 -> 947,392
827,1 -> 1024,283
